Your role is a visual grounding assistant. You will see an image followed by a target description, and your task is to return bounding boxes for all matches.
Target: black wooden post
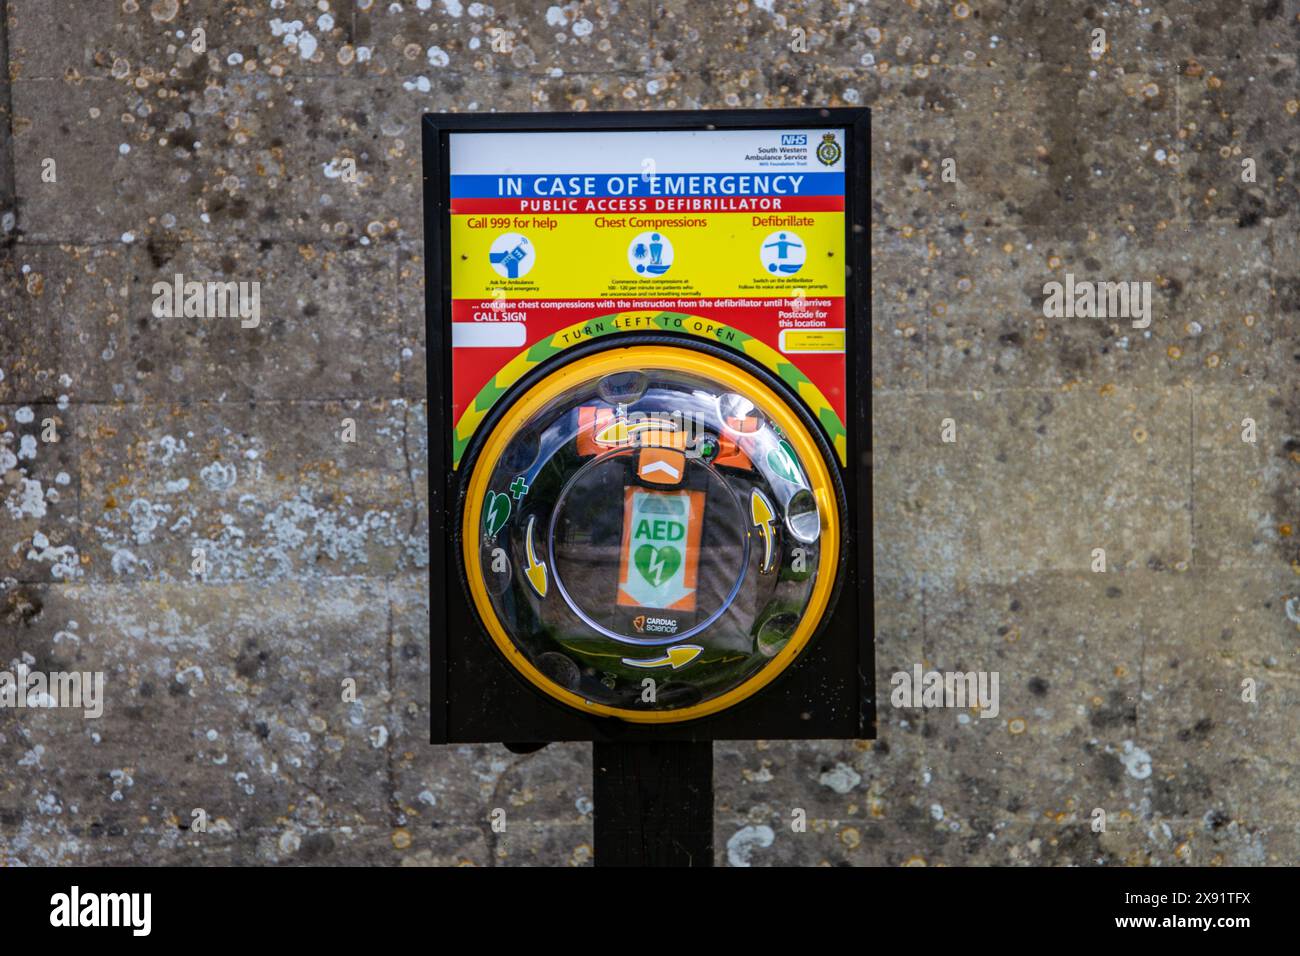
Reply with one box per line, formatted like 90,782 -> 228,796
592,741 -> 714,867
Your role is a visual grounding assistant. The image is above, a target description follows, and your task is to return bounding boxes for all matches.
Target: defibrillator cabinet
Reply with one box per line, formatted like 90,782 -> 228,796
424,109 -> 871,742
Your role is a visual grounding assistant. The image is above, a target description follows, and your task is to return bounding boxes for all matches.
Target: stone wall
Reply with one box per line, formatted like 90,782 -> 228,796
1,1 -> 1296,866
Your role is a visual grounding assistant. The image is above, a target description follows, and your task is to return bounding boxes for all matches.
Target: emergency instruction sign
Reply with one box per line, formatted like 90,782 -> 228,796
447,125 -> 849,467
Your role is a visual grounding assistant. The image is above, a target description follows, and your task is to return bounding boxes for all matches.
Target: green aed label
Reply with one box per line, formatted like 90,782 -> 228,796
633,518 -> 686,542
617,488 -> 703,611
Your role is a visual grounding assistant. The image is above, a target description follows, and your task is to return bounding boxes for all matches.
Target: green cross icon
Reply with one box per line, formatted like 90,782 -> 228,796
509,476 -> 530,500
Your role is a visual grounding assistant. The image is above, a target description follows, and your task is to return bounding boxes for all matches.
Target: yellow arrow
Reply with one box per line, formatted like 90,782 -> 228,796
622,645 -> 703,669
594,417 -> 676,446
751,489 -> 776,573
524,515 -> 547,597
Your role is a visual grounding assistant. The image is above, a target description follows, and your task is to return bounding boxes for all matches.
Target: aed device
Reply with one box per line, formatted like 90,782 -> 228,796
424,109 -> 871,742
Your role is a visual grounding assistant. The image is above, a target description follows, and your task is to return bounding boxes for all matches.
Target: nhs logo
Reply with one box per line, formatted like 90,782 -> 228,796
780,134 -> 807,146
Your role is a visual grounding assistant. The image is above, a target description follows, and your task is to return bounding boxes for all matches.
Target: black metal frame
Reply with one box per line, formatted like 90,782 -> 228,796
423,108 -> 872,744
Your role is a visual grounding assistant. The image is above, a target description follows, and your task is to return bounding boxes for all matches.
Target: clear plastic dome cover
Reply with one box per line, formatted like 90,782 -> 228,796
463,350 -> 838,720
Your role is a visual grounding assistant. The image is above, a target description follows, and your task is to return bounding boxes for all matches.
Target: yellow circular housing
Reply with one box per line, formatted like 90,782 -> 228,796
461,344 -> 841,723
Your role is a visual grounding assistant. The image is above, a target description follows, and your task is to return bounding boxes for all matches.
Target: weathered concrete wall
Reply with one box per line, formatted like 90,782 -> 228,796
1,1 -> 1297,866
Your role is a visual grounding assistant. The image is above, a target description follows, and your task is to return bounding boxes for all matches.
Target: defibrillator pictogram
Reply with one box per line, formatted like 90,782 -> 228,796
617,488 -> 704,611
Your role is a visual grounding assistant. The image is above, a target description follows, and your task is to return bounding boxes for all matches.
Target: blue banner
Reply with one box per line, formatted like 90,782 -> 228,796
450,172 -> 845,199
